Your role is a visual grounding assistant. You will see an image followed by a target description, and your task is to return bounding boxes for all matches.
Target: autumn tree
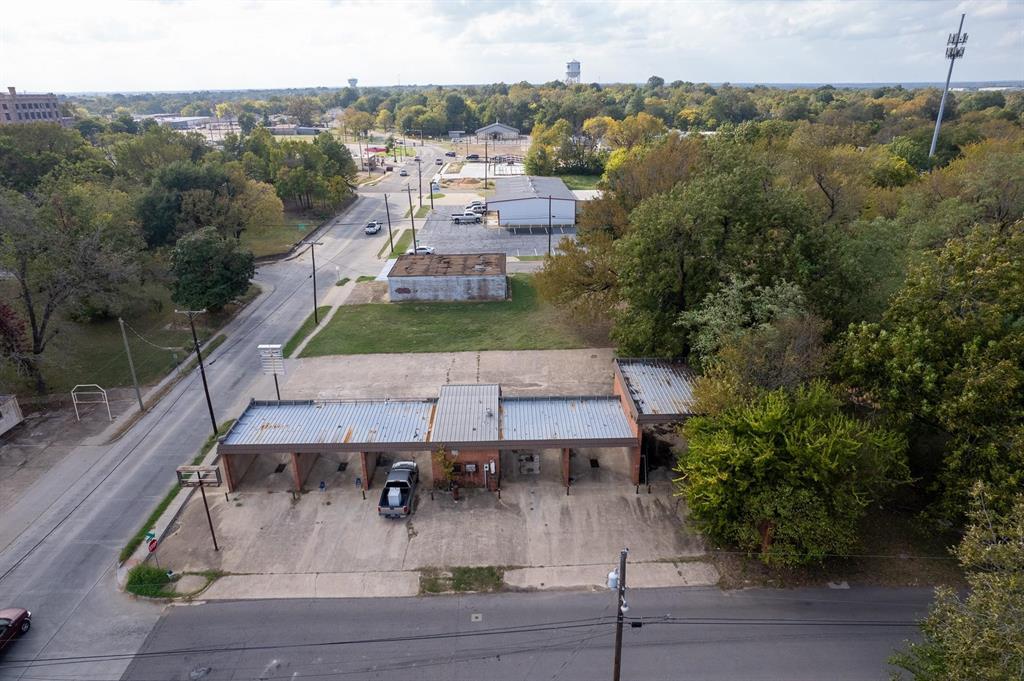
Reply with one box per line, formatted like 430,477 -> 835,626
170,227 -> 255,311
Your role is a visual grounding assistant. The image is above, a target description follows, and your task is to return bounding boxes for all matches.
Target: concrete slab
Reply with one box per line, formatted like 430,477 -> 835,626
172,574 -> 208,594
202,571 -> 420,600
504,561 -> 719,591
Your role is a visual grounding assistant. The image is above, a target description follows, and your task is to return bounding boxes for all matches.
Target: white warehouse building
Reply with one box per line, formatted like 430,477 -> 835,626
489,176 -> 577,227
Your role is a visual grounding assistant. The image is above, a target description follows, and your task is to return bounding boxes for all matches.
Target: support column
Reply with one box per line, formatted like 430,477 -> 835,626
360,452 -> 376,490
629,444 -> 642,486
221,454 -> 237,493
291,452 -> 319,492
561,448 -> 571,489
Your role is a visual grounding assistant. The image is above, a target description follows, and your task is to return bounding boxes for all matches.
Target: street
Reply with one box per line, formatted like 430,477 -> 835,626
96,587 -> 933,681
0,143 -> 446,681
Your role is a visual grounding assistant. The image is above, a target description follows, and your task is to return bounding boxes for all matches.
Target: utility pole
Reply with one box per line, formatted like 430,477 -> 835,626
356,135 -> 364,171
175,309 -> 217,437
484,139 -> 489,189
416,158 -> 423,208
407,186 -> 418,251
930,13 -> 967,158
610,548 -> 629,681
118,317 -> 145,413
547,195 -> 553,256
384,193 -> 395,253
307,241 -> 325,324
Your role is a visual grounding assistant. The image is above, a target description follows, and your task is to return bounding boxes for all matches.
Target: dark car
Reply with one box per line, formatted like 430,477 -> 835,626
466,153 -> 480,160
444,151 -> 457,157
0,608 -> 31,651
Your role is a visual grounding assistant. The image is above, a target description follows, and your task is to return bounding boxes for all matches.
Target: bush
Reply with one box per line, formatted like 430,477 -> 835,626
675,381 -> 909,566
125,564 -> 172,598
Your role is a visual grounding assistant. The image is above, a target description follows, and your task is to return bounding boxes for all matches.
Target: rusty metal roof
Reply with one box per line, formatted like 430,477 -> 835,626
388,253 -> 506,277
431,384 -> 501,443
501,396 -> 635,443
616,359 -> 697,421
221,399 -> 435,449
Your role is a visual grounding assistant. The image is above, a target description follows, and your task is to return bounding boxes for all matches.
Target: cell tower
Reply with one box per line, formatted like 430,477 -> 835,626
566,60 -> 581,85
929,14 -> 967,158
348,78 -> 358,88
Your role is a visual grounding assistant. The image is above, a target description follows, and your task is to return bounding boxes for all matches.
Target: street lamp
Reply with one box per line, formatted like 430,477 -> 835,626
174,309 -> 217,437
930,13 -> 968,158
416,158 -> 423,208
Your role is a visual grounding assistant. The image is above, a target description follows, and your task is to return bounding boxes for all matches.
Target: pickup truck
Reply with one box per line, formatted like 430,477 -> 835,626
378,461 -> 418,518
451,211 -> 482,224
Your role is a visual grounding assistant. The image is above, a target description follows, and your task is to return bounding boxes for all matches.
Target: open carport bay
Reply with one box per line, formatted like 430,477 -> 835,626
419,206 -> 575,257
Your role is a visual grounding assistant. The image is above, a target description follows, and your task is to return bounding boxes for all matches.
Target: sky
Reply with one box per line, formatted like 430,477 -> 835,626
1,0 -> 1021,93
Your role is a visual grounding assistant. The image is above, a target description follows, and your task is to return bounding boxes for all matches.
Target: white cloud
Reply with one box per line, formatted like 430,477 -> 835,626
0,0 -> 1018,92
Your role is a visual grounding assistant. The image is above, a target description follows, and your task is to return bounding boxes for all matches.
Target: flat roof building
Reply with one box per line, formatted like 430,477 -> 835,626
475,121 -> 520,140
388,253 -> 507,302
0,87 -> 64,126
489,176 -> 577,227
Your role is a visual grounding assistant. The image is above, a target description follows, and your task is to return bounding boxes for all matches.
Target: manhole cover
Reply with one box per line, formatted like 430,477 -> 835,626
471,613 -> 483,622
337,462 -> 348,472
189,667 -> 211,680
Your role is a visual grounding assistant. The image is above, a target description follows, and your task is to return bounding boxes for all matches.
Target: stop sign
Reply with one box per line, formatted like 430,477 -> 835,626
147,538 -> 158,553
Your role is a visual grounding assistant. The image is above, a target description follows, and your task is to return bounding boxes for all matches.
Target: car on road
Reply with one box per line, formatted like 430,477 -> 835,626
364,221 -> 383,235
377,461 -> 419,519
466,153 -> 480,161
405,246 -> 436,255
0,608 -> 31,651
435,158 -> 443,165
444,151 -> 457,157
451,211 -> 482,224
399,169 -> 408,176
413,156 -> 421,162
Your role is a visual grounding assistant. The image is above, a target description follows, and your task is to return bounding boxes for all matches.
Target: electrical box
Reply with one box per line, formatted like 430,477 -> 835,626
465,463 -> 477,473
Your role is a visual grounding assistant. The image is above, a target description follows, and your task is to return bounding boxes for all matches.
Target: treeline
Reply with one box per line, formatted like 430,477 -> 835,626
0,119 -> 356,391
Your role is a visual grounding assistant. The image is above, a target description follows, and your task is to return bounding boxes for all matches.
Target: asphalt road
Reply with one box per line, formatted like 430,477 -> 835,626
0,190 -> 401,681
63,586 -> 938,681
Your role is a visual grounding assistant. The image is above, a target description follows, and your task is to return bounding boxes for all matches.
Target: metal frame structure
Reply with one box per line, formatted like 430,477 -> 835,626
930,13 -> 968,158
258,344 -> 285,400
71,384 -> 112,422
176,465 -> 222,551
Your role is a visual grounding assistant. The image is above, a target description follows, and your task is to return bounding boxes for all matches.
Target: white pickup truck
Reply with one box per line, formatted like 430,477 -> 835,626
450,211 -> 482,224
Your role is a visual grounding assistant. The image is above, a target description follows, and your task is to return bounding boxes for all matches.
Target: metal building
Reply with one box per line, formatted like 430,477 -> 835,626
388,254 -> 507,302
489,176 -> 577,227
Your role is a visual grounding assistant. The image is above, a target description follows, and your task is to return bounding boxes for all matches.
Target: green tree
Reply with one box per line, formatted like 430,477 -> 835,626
676,381 -> 909,566
890,485 -> 1024,680
170,227 -> 255,311
840,222 -> 1024,519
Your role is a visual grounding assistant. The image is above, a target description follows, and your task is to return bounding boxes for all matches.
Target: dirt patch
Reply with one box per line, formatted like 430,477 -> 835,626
342,281 -> 389,305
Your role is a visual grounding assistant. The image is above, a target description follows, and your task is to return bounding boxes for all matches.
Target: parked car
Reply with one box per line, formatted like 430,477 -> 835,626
405,246 -> 436,255
444,151 -> 457,157
466,153 -> 480,161
451,211 -> 482,224
466,199 -> 485,207
364,221 -> 383,235
435,158 -> 443,165
399,169 -> 408,176
467,204 -> 487,214
413,156 -> 421,162
377,462 -> 419,518
0,608 -> 31,651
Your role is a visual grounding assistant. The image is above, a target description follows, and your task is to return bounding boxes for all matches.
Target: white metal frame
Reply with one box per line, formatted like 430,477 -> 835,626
71,384 -> 112,422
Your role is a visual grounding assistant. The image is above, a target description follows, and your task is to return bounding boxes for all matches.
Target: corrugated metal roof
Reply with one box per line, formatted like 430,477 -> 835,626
501,396 -> 635,442
431,384 -> 501,443
616,359 -> 697,417
490,176 -> 576,203
221,399 -> 435,448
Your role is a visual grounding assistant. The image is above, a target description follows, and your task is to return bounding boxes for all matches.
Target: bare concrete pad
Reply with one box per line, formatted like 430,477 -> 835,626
202,571 -> 419,600
504,562 -> 719,591
172,574 -> 208,595
283,348 -> 617,400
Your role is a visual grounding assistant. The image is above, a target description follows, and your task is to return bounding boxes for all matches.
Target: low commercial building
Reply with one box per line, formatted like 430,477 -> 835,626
152,115 -> 211,130
0,86 -> 63,126
388,253 -> 507,302
489,176 -> 576,227
475,121 -> 520,140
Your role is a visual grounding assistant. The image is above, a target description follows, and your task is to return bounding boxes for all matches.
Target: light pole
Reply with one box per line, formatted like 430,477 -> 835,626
608,548 -> 629,681
384,193 -> 395,254
307,241 -> 325,324
416,158 -> 423,208
547,195 -> 553,256
406,186 -> 418,251
118,317 -> 145,413
175,309 -> 217,437
930,13 -> 967,158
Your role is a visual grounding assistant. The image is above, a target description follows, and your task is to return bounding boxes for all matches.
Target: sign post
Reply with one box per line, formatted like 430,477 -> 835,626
176,465 -> 223,552
257,344 -> 285,401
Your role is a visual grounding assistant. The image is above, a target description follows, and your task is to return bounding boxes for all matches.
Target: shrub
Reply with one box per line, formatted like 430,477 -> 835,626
125,564 -> 172,598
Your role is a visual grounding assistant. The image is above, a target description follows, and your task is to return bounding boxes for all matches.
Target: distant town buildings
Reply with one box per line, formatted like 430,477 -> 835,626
0,86 -> 65,126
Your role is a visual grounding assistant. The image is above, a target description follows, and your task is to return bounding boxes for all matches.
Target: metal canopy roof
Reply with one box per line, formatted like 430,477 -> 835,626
431,384 -> 501,443
501,396 -> 637,446
220,399 -> 436,453
490,176 -> 576,203
615,359 -> 698,423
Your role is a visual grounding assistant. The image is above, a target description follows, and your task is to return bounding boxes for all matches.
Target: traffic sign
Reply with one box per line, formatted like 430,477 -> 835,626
147,538 -> 158,553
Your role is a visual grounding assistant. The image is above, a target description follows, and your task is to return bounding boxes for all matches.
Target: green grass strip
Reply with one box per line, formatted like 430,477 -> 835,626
388,230 -> 414,258
377,229 -> 408,258
283,306 -> 331,358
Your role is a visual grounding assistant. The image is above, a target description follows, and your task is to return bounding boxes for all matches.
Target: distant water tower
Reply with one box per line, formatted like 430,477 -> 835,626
565,60 -> 581,85
348,78 -> 358,88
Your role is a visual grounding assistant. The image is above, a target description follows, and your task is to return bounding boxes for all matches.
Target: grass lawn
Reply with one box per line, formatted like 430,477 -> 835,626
388,230 -> 414,258
428,193 -> 445,199
377,229 -> 410,258
516,255 -> 547,261
301,275 -> 591,356
356,275 -> 377,283
283,307 -> 332,358
559,174 -> 602,190
0,283 -> 256,396
240,212 -> 320,257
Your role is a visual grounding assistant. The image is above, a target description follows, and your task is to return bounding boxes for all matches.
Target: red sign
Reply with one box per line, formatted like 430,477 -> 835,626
147,538 -> 158,553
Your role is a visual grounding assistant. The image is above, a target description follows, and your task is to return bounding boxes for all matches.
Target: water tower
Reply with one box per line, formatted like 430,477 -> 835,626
565,60 -> 581,85
347,78 -> 358,88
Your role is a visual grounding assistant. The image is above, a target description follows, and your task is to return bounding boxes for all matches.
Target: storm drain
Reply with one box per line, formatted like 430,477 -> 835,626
590,458 -> 600,468
273,463 -> 287,474
337,462 -> 348,472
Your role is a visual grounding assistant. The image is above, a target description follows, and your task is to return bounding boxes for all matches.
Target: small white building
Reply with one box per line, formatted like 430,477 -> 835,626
0,395 -> 24,437
475,121 -> 520,140
388,253 -> 507,302
489,176 -> 576,227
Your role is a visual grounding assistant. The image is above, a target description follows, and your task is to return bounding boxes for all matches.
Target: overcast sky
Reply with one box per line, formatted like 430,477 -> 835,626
1,0 -> 1021,93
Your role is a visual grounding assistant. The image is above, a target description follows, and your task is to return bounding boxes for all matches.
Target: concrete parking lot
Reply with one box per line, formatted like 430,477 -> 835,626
418,205 -> 576,258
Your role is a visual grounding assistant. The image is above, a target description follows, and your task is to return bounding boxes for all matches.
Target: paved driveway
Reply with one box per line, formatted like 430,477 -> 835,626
419,206 -> 576,257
